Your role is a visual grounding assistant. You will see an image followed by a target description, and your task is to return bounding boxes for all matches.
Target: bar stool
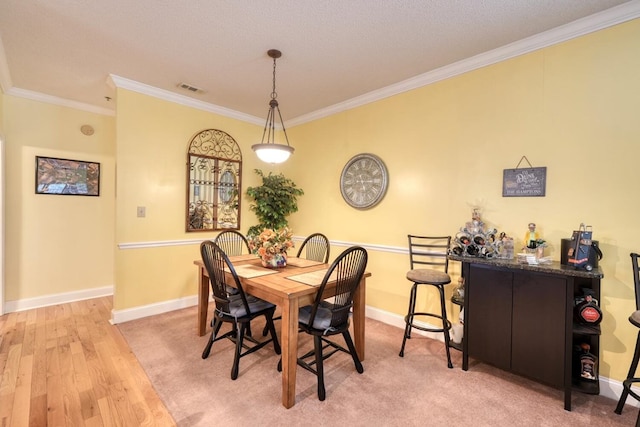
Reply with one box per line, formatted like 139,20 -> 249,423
399,235 -> 453,368
615,252 -> 640,424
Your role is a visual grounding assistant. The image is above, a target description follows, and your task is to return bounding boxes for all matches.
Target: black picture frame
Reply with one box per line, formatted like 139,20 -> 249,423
35,156 -> 100,196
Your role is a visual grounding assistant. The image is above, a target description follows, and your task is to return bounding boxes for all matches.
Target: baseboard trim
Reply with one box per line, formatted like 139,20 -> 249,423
110,295 -> 201,324
364,305 -> 636,408
4,286 -> 114,312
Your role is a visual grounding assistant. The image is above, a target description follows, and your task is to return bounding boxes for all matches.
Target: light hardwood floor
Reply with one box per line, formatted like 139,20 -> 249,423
0,296 -> 175,426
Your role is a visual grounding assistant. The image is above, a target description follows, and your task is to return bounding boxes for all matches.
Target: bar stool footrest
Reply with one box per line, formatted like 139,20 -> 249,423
404,312 -> 452,333
623,378 -> 640,402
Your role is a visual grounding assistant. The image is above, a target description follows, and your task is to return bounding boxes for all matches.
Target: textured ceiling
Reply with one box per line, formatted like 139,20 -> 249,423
0,1 -> 637,122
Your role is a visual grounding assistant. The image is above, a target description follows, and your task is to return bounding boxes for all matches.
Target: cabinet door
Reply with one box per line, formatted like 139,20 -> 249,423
511,271 -> 567,388
467,265 -> 512,371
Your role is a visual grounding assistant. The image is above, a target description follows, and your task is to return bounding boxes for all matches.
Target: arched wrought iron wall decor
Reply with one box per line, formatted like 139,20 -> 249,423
187,129 -> 242,232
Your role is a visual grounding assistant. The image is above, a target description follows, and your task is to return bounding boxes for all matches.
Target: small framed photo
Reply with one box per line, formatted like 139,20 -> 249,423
35,156 -> 100,196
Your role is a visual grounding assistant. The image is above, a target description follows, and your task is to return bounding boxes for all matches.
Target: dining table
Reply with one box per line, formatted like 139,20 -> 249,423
193,254 -> 370,408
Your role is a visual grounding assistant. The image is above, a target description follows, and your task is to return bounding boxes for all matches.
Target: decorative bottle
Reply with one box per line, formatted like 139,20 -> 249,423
578,343 -> 598,382
574,288 -> 603,326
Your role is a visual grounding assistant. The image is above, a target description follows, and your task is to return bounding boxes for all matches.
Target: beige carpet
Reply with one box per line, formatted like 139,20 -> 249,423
118,306 -> 637,426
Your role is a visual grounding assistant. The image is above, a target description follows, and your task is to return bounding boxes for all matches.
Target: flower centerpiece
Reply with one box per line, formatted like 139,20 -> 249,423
248,228 -> 294,268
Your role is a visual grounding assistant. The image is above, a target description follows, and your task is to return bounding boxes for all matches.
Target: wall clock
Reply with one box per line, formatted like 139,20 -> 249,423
340,153 -> 389,209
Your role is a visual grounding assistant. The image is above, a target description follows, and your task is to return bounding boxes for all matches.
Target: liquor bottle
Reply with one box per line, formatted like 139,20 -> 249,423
574,288 -> 603,325
578,343 -> 598,382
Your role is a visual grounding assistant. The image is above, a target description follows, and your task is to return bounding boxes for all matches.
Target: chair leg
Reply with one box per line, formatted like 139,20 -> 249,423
264,312 -> 281,355
202,317 -> 223,359
262,315 -> 280,337
231,321 -> 246,380
314,335 -> 326,401
399,283 -> 418,357
616,330 -> 640,414
406,283 -> 418,340
342,331 -> 364,373
437,284 -> 453,369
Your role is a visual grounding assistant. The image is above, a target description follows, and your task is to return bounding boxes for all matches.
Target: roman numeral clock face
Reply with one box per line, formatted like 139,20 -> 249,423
340,153 -> 389,209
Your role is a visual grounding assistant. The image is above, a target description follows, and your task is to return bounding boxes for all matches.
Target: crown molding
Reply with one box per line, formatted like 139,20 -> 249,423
287,1 -> 640,127
106,74 -> 264,125
5,87 -> 115,116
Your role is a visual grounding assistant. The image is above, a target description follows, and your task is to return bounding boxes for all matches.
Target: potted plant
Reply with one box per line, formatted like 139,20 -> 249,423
245,169 -> 304,237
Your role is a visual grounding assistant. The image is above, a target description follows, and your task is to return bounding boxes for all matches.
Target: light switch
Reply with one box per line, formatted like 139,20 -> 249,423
137,206 -> 146,218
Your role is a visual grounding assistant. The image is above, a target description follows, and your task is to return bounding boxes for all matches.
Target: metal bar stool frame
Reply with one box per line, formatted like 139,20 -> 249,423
399,235 -> 453,368
615,253 -> 640,425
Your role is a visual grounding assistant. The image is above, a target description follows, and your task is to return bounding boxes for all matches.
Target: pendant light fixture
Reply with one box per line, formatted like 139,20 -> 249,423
252,49 -> 294,164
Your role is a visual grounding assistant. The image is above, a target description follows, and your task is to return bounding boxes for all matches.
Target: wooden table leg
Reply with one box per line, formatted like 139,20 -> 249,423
280,297 -> 299,408
352,276 -> 366,360
197,265 -> 209,337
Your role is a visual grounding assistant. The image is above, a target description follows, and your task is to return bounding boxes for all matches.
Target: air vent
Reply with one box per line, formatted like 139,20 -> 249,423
177,82 -> 204,94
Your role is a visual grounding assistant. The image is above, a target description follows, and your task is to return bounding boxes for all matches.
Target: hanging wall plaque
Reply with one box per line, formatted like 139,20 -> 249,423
502,156 -> 546,197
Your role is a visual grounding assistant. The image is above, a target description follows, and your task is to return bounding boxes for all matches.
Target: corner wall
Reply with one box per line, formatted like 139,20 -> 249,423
4,95 -> 116,302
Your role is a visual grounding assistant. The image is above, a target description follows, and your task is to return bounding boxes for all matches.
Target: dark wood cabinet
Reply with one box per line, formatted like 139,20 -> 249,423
466,266 -> 512,371
452,256 -> 603,411
511,271 -> 567,388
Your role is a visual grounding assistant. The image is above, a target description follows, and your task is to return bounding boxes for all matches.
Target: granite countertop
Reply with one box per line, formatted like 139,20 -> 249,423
448,254 -> 604,278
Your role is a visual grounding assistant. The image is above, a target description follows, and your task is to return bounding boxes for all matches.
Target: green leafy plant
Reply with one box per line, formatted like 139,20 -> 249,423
246,169 -> 304,237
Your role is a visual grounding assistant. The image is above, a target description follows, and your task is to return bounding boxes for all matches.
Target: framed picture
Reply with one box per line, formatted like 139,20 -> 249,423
35,156 -> 100,196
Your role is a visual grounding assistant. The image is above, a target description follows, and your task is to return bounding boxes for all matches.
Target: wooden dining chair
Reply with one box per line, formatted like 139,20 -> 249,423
278,246 -> 368,400
200,240 -> 280,380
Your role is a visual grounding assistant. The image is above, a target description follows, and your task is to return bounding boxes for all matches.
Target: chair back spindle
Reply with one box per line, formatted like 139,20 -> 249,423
297,233 -> 330,263
631,253 -> 640,311
213,230 -> 251,256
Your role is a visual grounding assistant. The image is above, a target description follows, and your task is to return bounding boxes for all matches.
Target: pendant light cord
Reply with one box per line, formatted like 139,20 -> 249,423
272,56 -> 278,100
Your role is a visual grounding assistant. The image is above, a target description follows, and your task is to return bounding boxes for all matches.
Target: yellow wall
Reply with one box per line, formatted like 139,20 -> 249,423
113,89 -> 268,309
283,19 -> 640,381
3,19 -> 639,383
4,96 -> 115,300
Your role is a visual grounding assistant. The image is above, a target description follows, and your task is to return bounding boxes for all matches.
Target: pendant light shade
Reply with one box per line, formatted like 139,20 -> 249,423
252,143 -> 294,163
252,49 -> 294,164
